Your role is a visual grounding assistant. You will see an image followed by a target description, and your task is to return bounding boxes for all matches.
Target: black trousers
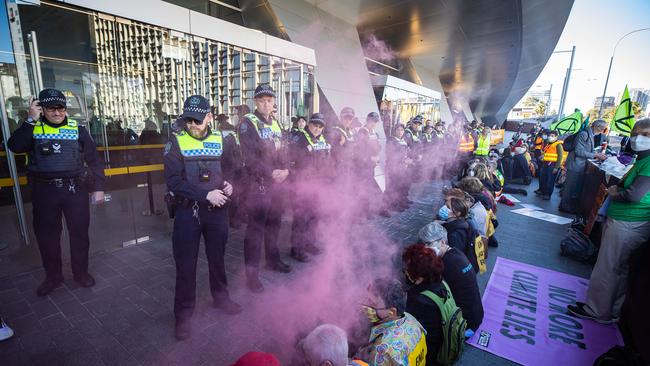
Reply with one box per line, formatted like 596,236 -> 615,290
172,204 -> 229,321
243,186 -> 283,279
31,180 -> 90,280
291,197 -> 317,253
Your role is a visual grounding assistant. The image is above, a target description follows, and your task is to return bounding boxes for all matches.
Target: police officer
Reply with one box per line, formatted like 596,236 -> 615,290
328,107 -> 356,176
354,112 -> 387,218
8,89 -> 105,296
164,95 -> 241,341
403,115 -> 423,148
238,84 -> 292,293
474,127 -> 491,158
289,113 -> 331,262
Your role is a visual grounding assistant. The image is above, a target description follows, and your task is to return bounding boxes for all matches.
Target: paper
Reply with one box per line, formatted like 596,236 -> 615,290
520,203 -> 543,211
511,208 -> 573,225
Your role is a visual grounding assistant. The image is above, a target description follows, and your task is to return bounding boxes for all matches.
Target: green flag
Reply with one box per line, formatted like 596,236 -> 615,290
551,110 -> 583,135
611,85 -> 635,137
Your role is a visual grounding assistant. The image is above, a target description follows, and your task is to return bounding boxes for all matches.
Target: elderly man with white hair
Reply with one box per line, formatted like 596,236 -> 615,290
300,324 -> 368,366
419,222 -> 484,335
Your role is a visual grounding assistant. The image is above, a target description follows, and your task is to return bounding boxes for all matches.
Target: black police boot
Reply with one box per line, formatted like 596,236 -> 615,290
246,277 -> 264,293
73,273 -> 96,288
36,277 -> 63,297
290,248 -> 311,263
266,260 -> 292,273
213,297 -> 242,315
175,319 -> 191,341
304,243 -> 322,256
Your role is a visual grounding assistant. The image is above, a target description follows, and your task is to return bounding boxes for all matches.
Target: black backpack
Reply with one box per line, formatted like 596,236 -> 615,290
562,132 -> 579,152
560,228 -> 597,264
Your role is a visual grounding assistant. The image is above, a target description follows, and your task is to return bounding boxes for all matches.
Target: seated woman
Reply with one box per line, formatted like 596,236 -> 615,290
455,177 -> 499,247
418,222 -> 484,334
444,188 -> 488,237
568,118 -> 650,324
356,279 -> 427,366
510,143 -> 533,184
473,163 -> 502,198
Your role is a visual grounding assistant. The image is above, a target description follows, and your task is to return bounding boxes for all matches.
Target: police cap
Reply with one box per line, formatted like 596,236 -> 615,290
366,112 -> 380,123
309,112 -> 326,126
254,84 -> 276,98
340,107 -> 355,118
180,95 -> 210,122
38,88 -> 67,108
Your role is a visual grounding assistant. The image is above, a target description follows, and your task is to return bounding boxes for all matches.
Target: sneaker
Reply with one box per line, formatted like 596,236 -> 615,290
290,248 -> 311,263
0,318 -> 14,341
73,273 -> 96,288
175,319 -> 191,341
36,277 -> 63,297
246,277 -> 264,293
265,260 -> 292,273
213,298 -> 242,315
566,302 -> 618,324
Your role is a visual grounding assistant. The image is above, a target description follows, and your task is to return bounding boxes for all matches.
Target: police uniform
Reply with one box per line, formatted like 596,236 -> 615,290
404,115 -> 424,182
8,89 -> 105,296
163,95 -> 240,340
238,84 -> 292,293
354,112 -> 386,218
385,131 -> 411,210
288,113 -> 331,262
327,107 -> 356,177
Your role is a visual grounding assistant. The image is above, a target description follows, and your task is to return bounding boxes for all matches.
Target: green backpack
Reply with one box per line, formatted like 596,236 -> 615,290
421,281 -> 467,365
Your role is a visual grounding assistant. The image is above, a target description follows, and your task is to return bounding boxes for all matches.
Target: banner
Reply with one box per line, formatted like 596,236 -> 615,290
611,85 -> 635,137
468,257 -> 623,366
551,110 -> 583,135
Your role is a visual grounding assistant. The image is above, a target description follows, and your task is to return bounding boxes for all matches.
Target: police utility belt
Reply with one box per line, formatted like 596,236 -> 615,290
164,192 -> 224,220
30,174 -> 86,193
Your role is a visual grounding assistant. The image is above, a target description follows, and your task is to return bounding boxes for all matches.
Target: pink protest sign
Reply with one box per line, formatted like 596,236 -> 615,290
468,257 -> 623,365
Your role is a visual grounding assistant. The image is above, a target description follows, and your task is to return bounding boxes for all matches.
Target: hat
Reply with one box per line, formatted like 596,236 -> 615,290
412,115 -> 423,124
419,222 -> 447,244
254,84 -> 276,98
309,112 -> 326,125
340,107 -> 355,118
366,112 -> 380,122
230,352 -> 280,366
180,95 -> 210,121
38,88 -> 66,108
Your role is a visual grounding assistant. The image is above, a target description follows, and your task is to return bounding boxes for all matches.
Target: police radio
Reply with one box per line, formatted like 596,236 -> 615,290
197,161 -> 211,182
38,140 -> 54,155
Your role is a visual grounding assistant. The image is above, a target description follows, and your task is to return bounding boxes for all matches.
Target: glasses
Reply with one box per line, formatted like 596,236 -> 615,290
185,119 -> 204,126
44,106 -> 66,113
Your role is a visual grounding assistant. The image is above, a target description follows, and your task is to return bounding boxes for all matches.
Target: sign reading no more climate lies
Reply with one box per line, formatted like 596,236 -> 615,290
468,257 -> 623,366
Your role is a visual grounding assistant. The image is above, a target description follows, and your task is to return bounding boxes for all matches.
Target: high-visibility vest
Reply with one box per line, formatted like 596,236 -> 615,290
459,134 -> 474,152
475,135 -> 490,155
244,113 -> 283,150
30,118 -> 83,174
176,130 -> 224,190
301,129 -> 331,153
534,136 -> 544,151
542,141 -> 568,163
333,125 -> 354,142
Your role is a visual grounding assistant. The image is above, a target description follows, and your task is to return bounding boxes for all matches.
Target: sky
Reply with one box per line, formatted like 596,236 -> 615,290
530,0 -> 650,115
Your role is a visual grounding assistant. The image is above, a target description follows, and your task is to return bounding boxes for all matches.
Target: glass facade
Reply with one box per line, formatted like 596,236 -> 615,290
0,0 -> 315,277
374,84 -> 441,136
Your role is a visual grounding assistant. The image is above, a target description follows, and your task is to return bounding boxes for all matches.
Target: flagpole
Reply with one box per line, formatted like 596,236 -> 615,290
597,27 -> 650,118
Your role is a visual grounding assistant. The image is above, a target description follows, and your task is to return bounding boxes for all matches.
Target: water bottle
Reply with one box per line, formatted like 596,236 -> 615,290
630,154 -> 637,166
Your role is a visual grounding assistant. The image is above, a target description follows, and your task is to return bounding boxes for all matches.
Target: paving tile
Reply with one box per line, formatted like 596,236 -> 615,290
0,299 -> 32,319
62,350 -> 106,366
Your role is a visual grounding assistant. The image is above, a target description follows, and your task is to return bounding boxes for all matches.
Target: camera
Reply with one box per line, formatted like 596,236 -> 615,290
199,168 -> 211,182
38,141 -> 53,155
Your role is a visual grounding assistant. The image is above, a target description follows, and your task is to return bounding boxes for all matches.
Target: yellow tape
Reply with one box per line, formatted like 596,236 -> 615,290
0,164 -> 165,187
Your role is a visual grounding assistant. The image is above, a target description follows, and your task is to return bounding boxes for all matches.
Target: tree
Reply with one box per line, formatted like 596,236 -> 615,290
522,96 -> 541,107
534,100 -> 547,116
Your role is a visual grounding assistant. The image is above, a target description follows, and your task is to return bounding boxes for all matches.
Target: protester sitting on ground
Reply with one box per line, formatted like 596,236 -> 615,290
299,324 -> 369,366
474,163 -> 501,197
510,142 -> 533,184
439,197 -> 474,253
355,279 -> 427,366
401,243 -> 445,365
568,118 -> 650,324
230,352 -> 281,366
418,223 -> 484,334
444,188 -> 488,237
455,177 -> 500,247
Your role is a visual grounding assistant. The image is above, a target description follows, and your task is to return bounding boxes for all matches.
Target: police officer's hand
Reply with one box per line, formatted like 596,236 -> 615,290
91,191 -> 105,204
207,189 -> 228,207
222,181 -> 233,196
28,96 -> 42,121
271,169 -> 289,183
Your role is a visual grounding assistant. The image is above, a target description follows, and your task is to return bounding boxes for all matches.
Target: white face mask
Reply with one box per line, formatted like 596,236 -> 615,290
631,135 -> 650,152
424,241 -> 443,256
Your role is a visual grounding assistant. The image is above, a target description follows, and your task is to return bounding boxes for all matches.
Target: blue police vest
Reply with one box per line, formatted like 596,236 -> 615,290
30,118 -> 84,175
176,131 -> 224,191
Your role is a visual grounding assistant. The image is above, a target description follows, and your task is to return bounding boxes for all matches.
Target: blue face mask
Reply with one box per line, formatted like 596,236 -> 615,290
438,205 -> 450,220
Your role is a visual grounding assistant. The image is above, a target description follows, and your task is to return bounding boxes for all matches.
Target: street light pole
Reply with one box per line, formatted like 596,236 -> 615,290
597,27 -> 650,118
556,45 -> 575,120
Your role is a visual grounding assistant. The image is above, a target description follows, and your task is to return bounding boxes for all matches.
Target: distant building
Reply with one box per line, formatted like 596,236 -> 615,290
594,96 -> 615,110
508,85 -> 551,119
630,88 -> 649,113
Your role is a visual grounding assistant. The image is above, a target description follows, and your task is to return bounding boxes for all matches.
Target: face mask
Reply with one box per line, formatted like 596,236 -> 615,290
361,305 -> 381,323
438,205 -> 450,220
542,135 -> 548,140
631,135 -> 650,152
547,136 -> 557,143
427,241 -> 443,256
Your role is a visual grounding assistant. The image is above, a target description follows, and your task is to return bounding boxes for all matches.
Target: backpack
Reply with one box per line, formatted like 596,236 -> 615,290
560,228 -> 597,264
421,282 -> 467,366
465,223 -> 487,274
562,129 -> 584,152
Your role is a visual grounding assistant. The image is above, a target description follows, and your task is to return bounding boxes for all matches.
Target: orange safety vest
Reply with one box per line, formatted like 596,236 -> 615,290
534,136 -> 544,151
542,141 -> 568,163
459,134 -> 474,152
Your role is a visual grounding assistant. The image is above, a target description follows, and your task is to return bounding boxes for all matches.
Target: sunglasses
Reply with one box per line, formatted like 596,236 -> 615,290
44,106 -> 66,113
185,119 -> 204,126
